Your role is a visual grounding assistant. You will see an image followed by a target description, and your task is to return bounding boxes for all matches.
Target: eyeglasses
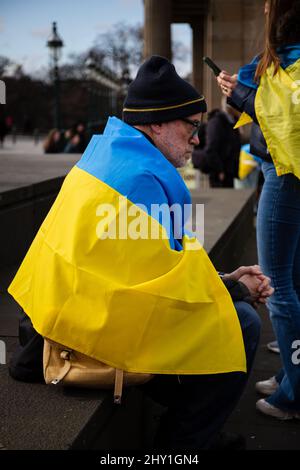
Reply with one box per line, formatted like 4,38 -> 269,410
181,117 -> 203,139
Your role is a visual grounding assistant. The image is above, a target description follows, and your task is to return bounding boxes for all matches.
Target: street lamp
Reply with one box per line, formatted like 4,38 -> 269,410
47,22 -> 64,130
85,55 -> 97,135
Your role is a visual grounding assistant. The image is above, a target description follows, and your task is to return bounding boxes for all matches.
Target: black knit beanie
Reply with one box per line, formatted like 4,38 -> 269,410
123,55 -> 207,125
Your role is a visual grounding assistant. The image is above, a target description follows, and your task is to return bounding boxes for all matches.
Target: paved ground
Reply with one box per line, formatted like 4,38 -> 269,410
0,135 -> 44,155
0,151 -> 80,194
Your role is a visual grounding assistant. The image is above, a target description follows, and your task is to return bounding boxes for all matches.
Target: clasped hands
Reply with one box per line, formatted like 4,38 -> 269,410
223,265 -> 274,306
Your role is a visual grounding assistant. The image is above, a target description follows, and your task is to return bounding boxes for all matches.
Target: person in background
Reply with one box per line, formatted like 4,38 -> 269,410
192,98 -> 241,188
5,115 -> 13,137
0,113 -> 8,148
43,129 -> 65,154
75,122 -> 87,153
64,122 -> 87,153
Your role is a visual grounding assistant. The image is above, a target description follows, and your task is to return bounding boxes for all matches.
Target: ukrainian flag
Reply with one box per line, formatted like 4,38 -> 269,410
238,144 -> 258,180
8,117 -> 246,374
235,44 -> 300,180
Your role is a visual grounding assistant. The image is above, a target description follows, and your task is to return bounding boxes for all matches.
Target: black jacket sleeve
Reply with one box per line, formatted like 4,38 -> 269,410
228,82 -> 272,162
227,82 -> 259,124
9,310 -> 44,383
222,278 -> 254,305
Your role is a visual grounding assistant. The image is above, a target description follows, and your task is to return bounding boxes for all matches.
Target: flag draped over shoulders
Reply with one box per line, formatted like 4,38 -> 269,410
8,117 -> 246,375
255,46 -> 300,179
237,44 -> 300,179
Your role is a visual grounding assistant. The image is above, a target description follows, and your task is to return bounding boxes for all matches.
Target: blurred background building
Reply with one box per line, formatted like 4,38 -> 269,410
143,0 -> 264,109
0,0 -> 265,138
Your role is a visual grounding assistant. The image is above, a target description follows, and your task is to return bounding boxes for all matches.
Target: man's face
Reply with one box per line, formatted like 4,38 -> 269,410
154,113 -> 203,168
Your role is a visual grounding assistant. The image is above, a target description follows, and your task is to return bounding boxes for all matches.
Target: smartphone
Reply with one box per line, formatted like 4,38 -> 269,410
203,56 -> 222,76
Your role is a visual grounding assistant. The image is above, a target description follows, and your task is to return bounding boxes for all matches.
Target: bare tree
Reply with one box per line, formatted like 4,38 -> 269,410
58,53 -> 87,80
0,56 -> 12,76
93,22 -> 143,83
172,40 -> 190,65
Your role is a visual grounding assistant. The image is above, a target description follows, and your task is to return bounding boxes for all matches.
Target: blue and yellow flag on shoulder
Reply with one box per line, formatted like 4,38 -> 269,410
8,117 -> 246,375
238,144 -> 259,180
235,44 -> 300,180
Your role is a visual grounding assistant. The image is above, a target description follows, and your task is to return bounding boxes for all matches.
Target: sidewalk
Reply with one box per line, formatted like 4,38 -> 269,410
0,135 -> 44,155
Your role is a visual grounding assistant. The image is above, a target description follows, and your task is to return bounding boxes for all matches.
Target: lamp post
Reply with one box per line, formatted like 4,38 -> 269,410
85,55 -> 97,136
47,22 -> 64,130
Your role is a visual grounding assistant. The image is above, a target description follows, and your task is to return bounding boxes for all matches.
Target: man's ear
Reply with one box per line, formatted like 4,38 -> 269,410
149,123 -> 163,136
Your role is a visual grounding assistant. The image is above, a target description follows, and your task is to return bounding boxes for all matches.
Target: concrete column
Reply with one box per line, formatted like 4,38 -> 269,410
192,19 -> 204,93
242,0 -> 265,64
203,0 -> 244,110
202,0 -> 265,110
143,0 -> 172,60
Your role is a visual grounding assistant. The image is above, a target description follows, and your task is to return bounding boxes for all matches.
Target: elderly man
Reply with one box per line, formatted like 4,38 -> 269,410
9,56 -> 273,450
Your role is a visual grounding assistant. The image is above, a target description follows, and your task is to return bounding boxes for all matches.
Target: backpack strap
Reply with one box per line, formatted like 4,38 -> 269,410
114,369 -> 124,404
50,348 -> 72,385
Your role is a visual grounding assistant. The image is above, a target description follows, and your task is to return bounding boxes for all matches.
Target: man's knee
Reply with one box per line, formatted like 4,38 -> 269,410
234,301 -> 261,342
234,301 -> 261,370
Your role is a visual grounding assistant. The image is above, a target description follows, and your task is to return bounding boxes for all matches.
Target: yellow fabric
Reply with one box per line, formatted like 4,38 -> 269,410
8,166 -> 246,374
234,112 -> 253,129
238,149 -> 257,180
255,59 -> 300,179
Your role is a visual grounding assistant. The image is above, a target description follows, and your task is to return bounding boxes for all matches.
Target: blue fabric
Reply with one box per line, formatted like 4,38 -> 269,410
257,162 -> 300,411
278,44 -> 300,69
76,117 -> 191,251
238,56 -> 260,90
241,143 -> 263,164
238,43 -> 300,90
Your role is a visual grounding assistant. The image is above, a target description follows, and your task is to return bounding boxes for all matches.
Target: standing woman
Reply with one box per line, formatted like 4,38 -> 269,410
217,0 -> 300,419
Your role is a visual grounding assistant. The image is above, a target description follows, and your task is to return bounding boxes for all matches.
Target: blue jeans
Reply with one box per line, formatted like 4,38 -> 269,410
257,162 -> 300,411
140,301 -> 261,449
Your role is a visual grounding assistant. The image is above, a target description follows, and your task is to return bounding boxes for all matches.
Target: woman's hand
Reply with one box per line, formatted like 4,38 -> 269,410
217,71 -> 238,97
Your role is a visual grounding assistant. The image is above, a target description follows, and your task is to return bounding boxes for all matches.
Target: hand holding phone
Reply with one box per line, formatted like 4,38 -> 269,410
203,57 -> 222,77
